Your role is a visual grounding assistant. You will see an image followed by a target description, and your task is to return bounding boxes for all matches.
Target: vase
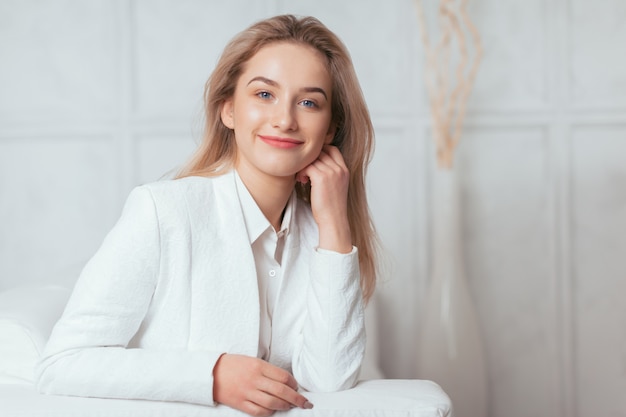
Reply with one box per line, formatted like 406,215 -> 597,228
416,167 -> 488,417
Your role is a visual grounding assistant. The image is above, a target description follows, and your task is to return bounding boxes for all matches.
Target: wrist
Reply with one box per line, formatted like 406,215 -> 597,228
317,221 -> 352,254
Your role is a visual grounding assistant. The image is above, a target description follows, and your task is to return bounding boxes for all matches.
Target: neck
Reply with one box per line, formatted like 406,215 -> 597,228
235,164 -> 295,231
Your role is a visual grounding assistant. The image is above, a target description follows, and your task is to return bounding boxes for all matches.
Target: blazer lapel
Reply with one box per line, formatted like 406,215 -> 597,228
185,172 -> 260,356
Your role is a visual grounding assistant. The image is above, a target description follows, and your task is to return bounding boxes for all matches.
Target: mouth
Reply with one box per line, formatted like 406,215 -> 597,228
258,135 -> 304,149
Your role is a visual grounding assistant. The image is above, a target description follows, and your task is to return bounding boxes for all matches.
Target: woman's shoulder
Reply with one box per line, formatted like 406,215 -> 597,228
138,172 -> 232,198
126,172 -> 237,220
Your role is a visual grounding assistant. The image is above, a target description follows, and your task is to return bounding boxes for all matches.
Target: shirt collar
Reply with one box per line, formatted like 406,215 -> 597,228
234,170 -> 293,244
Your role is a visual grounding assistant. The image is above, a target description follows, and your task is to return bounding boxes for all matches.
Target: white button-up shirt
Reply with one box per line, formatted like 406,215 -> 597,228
234,171 -> 295,360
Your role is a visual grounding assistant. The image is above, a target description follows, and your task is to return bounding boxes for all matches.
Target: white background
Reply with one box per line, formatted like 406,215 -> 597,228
1,1 -> 625,416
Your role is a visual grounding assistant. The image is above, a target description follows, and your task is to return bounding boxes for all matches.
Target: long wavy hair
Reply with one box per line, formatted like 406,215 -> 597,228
176,14 -> 379,302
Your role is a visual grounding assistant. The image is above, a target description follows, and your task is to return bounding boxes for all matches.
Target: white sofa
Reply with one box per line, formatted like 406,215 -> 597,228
0,285 -> 451,417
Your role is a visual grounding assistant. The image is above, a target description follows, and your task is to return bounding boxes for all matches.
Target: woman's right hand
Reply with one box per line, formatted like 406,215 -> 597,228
213,354 -> 314,416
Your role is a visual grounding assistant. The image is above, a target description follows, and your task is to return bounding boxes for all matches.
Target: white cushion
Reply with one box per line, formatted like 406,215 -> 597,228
0,379 -> 451,416
0,285 -> 70,384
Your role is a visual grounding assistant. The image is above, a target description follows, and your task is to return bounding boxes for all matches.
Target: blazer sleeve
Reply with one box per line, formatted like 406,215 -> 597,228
291,246 -> 366,392
35,186 -> 219,406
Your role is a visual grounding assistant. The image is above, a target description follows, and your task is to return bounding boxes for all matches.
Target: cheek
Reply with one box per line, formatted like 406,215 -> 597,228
301,142 -> 325,166
320,113 -> 334,136
234,102 -> 264,127
306,113 -> 333,138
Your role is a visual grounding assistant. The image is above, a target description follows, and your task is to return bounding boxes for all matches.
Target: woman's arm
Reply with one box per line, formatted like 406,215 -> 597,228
292,247 -> 365,392
293,145 -> 366,392
35,186 -> 220,406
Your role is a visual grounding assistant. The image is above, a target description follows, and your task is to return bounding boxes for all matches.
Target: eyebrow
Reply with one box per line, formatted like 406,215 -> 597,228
246,76 -> 328,100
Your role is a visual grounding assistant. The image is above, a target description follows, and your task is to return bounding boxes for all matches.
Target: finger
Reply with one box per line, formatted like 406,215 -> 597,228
261,364 -> 299,391
297,148 -> 347,185
250,389 -> 294,411
309,156 -> 349,185
322,145 -> 348,168
258,378 -> 309,409
298,163 -> 324,186
259,364 -> 312,409
241,400 -> 274,417
297,161 -> 323,184
313,150 -> 339,170
296,171 -> 310,184
313,150 -> 348,175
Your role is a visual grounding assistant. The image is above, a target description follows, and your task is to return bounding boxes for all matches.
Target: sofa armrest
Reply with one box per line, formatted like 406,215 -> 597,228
0,285 -> 71,383
0,379 -> 452,416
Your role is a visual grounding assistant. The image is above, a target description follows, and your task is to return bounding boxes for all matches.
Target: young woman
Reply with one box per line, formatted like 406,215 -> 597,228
36,14 -> 378,417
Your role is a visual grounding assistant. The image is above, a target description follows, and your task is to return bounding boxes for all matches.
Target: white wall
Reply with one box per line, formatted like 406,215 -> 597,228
1,1 -> 625,416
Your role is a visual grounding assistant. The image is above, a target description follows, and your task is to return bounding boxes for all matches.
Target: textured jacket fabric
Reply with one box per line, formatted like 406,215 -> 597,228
35,171 -> 365,406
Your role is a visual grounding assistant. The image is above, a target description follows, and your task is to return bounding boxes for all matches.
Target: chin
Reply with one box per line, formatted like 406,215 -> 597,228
256,166 -> 295,179
261,162 -> 308,179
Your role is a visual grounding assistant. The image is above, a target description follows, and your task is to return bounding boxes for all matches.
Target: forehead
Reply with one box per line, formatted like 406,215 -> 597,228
239,42 -> 332,89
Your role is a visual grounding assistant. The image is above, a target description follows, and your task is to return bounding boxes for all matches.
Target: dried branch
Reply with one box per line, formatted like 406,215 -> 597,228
414,0 -> 483,169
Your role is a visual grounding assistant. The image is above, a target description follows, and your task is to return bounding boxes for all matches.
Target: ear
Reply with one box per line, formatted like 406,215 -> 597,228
325,123 -> 336,145
220,99 -> 235,129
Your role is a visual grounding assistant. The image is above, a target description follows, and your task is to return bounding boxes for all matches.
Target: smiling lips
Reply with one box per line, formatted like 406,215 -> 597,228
259,135 -> 303,149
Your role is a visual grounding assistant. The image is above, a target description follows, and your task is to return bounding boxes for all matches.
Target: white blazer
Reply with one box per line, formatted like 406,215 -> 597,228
36,171 -> 365,406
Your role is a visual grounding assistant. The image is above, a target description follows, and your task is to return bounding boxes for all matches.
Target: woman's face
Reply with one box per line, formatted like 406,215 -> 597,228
221,42 -> 334,181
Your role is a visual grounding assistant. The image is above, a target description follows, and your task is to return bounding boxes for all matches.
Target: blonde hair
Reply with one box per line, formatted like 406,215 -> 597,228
176,15 -> 379,301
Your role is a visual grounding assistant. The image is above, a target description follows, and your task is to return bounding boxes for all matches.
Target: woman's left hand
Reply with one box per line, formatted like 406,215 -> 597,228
297,145 -> 352,253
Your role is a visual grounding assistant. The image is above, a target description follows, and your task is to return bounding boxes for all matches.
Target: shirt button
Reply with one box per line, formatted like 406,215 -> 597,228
269,270 -> 276,277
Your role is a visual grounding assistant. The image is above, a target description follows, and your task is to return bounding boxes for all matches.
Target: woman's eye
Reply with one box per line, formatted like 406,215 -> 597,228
257,91 -> 272,100
300,99 -> 317,108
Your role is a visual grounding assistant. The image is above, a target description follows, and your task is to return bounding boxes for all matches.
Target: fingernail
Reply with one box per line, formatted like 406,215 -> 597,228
303,400 -> 314,409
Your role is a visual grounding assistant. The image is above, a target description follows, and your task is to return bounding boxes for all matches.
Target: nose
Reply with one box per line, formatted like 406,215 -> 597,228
271,101 -> 297,131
